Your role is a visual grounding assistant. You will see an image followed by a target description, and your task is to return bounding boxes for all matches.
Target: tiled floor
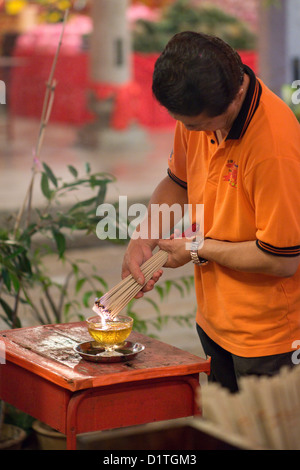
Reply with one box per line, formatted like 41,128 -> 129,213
0,113 -> 204,358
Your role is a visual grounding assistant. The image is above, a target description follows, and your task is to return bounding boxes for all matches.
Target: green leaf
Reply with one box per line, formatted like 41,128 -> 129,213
42,162 -> 58,187
68,165 -> 78,178
0,298 -> 13,320
5,246 -> 26,260
171,280 -> 185,297
41,172 -> 53,199
71,263 -> 79,275
92,275 -> 108,290
75,278 -> 86,293
1,268 -> 11,291
52,230 -> 66,258
13,316 -> 22,328
143,297 -> 161,315
94,290 -> 104,299
0,313 -> 11,327
154,285 -> 164,302
126,310 -> 148,334
69,197 -> 97,213
63,301 -> 72,319
82,290 -> 93,308
61,178 -> 88,190
179,276 -> 191,294
96,183 -> 107,206
10,273 -> 20,292
164,280 -> 172,296
85,162 -> 91,174
17,253 -> 32,275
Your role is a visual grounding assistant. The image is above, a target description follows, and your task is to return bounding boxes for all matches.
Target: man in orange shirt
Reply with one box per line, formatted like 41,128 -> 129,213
122,32 -> 300,392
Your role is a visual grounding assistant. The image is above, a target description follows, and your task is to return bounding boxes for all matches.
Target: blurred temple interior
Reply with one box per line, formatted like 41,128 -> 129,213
0,0 -> 300,452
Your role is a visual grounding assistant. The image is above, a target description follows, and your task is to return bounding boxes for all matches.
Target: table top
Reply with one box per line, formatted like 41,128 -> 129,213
0,322 -> 210,392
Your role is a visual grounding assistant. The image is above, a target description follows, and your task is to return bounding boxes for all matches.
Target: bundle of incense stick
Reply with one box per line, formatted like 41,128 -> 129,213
93,249 -> 168,319
197,363 -> 300,450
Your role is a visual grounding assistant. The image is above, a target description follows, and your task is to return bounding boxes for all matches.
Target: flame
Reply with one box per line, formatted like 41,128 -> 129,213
92,299 -> 112,327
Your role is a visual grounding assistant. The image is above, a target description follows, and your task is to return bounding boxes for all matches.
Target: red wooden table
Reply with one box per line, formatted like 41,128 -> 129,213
0,322 -> 210,450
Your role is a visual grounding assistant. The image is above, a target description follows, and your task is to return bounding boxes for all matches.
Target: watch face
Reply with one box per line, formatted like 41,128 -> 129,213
191,241 -> 198,251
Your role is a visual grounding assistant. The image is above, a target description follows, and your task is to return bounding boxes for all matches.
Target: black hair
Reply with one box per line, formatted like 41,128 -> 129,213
152,31 -> 244,117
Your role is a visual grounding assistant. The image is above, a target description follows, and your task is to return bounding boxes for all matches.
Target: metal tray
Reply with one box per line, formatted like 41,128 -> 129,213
74,341 -> 145,363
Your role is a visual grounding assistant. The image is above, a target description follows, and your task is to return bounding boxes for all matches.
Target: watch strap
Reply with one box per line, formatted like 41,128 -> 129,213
190,238 -> 208,265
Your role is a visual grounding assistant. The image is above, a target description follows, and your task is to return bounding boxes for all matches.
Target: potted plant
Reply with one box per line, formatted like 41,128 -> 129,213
0,402 -> 27,450
0,10 -> 122,449
132,0 -> 257,53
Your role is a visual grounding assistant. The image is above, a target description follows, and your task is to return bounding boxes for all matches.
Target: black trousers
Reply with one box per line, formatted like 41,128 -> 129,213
196,323 -> 295,393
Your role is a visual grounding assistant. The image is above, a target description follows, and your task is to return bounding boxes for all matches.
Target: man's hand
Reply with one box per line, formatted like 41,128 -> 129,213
158,235 -> 191,268
121,175 -> 188,298
121,239 -> 163,299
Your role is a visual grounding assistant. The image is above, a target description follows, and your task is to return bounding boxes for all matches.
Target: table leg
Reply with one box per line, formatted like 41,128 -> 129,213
184,375 -> 202,415
65,374 -> 203,450
66,389 -> 92,450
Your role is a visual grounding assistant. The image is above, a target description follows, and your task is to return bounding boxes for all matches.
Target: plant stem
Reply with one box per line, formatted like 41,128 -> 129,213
39,297 -> 52,325
57,271 -> 73,321
13,9 -> 69,238
43,284 -> 60,322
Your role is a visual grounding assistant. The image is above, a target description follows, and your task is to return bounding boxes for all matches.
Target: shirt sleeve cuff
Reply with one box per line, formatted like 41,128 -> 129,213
256,239 -> 300,257
167,168 -> 187,190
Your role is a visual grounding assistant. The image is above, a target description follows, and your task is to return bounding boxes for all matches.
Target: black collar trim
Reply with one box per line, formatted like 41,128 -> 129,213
226,65 -> 262,141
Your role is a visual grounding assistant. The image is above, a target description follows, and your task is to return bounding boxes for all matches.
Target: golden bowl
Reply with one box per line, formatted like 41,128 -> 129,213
86,315 -> 133,350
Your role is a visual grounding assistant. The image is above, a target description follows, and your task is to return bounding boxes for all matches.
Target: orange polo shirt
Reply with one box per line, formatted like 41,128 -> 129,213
168,65 -> 300,357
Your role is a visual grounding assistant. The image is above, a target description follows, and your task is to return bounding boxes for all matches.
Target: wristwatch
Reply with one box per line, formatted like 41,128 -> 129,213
190,237 -> 208,266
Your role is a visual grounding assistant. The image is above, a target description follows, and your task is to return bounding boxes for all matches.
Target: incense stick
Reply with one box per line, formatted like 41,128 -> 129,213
92,223 -> 201,319
93,250 -> 168,319
198,364 -> 300,449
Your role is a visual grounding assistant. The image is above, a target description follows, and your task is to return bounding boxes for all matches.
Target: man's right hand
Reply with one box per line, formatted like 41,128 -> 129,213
121,239 -> 163,299
121,175 -> 187,299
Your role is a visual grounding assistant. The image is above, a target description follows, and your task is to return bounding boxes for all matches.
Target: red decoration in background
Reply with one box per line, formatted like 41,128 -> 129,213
90,80 -> 143,130
133,53 -> 177,129
9,49 -> 257,129
10,51 -> 93,125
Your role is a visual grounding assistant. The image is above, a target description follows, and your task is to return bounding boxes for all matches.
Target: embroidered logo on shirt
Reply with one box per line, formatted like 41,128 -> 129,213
223,160 -> 238,188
